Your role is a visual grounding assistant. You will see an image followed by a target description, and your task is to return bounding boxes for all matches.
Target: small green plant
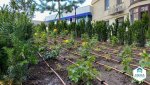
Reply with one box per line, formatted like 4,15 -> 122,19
79,34 -> 99,58
60,30 -> 69,37
33,28 -> 47,51
146,41 -> 150,47
139,50 -> 150,68
63,32 -> 75,49
79,41 -> 91,58
119,45 -> 132,73
63,39 -> 74,49
81,33 -> 90,42
89,34 -> 99,48
67,56 -> 99,85
44,44 -> 61,59
110,36 -> 119,46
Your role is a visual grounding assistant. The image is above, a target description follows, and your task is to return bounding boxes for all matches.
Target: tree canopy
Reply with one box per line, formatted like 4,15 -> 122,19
35,0 -> 86,19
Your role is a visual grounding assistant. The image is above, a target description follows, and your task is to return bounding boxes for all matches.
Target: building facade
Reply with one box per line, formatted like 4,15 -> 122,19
44,5 -> 92,24
92,0 -> 150,25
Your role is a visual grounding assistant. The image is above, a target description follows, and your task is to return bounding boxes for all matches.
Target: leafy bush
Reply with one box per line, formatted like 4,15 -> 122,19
93,21 -> 108,41
0,5 -> 37,84
110,36 -> 118,46
131,20 -> 146,47
89,34 -> 99,48
3,35 -> 38,84
79,34 -> 99,58
63,34 -> 75,49
79,41 -> 91,58
139,50 -> 150,68
117,23 -> 126,45
33,26 -> 47,51
44,44 -> 61,59
119,45 -> 132,73
67,56 -> 99,85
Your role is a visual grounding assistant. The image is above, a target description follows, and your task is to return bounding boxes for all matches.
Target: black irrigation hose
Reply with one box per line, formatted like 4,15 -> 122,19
96,62 -> 150,85
50,38 -> 150,71
38,52 -> 66,85
91,52 -> 150,71
56,37 -> 144,62
62,48 -> 150,85
49,38 -> 150,85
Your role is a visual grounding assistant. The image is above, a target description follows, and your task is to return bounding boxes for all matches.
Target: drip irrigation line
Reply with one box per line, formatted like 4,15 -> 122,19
38,52 -> 66,85
96,62 -> 150,85
63,48 -> 150,85
50,39 -> 150,71
49,38 -> 150,84
91,51 -> 150,71
54,38 -> 144,63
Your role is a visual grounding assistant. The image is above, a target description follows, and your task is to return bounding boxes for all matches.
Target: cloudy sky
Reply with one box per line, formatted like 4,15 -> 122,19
0,0 -> 92,21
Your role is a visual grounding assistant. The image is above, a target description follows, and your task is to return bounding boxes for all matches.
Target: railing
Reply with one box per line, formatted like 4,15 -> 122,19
109,3 -> 126,15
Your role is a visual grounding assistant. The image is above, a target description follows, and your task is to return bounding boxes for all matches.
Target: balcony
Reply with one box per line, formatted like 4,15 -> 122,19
109,3 -> 126,15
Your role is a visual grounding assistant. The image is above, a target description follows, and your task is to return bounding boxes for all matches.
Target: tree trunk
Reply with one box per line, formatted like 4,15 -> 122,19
58,0 -> 61,20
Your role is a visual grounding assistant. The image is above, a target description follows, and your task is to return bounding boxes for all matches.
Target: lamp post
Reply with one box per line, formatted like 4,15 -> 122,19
74,6 -> 78,24
74,6 -> 78,37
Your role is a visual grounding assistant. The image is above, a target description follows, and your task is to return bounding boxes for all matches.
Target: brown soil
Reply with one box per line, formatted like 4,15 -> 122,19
23,38 -> 150,85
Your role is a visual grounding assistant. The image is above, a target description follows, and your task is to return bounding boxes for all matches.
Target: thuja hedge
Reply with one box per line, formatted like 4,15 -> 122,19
48,13 -> 150,47
0,6 -> 38,84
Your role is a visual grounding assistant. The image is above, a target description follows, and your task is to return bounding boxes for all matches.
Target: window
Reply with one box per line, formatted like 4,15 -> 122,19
117,0 -> 122,5
116,17 -> 124,26
105,21 -> 109,26
130,8 -> 139,23
105,0 -> 109,10
130,0 -> 139,4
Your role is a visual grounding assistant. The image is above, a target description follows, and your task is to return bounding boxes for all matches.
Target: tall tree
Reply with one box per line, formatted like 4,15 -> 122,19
35,0 -> 85,20
10,0 -> 36,18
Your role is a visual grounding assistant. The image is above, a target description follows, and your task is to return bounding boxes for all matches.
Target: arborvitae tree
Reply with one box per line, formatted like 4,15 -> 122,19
85,19 -> 93,37
118,22 -> 126,45
35,0 -> 85,20
93,21 -> 107,42
48,22 -> 55,31
39,22 -> 47,32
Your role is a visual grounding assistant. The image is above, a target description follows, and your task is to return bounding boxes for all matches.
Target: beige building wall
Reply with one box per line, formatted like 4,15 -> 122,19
92,0 -> 150,25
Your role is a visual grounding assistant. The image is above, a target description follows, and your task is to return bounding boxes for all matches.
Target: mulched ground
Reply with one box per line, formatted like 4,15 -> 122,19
23,38 -> 150,85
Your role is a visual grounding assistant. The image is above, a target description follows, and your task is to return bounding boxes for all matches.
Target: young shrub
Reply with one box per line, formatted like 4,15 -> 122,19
79,41 -> 91,58
81,33 -> 90,42
93,21 -> 108,42
79,34 -> 91,58
60,30 -> 69,38
67,56 -> 99,85
118,45 -> 133,73
146,41 -> 150,47
0,6 -> 37,84
33,26 -> 47,51
48,22 -> 55,31
132,20 -> 146,47
89,34 -> 99,48
139,50 -> 150,68
39,22 -> 46,32
117,22 -> 126,45
85,19 -> 93,37
44,44 -> 61,59
63,33 -> 75,49
63,39 -> 74,49
110,36 -> 119,46
3,35 -> 38,85
79,34 -> 99,58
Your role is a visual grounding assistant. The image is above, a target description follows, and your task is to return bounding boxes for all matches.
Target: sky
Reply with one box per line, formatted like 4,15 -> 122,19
0,0 -> 92,21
